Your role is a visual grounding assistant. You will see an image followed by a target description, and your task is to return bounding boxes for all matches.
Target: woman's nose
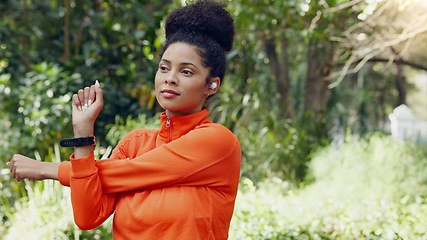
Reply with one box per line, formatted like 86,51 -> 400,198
164,73 -> 178,85
165,79 -> 175,84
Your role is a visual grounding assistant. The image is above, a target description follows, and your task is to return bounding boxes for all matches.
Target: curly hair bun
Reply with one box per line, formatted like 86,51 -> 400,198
165,0 -> 235,52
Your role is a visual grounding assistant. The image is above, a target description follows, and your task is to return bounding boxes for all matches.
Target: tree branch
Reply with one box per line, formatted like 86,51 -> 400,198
327,57 -> 427,89
368,58 -> 427,72
323,0 -> 363,13
8,0 -> 16,26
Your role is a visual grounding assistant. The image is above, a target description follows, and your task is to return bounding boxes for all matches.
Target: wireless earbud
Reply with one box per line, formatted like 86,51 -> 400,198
210,82 -> 217,89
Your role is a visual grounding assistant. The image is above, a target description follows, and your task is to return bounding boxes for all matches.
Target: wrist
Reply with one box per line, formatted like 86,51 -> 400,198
40,162 -> 60,180
74,145 -> 94,159
74,145 -> 94,151
73,130 -> 94,138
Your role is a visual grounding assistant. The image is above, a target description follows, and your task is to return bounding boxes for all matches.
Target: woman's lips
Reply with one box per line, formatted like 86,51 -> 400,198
161,89 -> 180,98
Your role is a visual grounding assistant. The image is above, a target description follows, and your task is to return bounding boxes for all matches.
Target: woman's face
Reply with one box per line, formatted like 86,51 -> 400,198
155,42 -> 219,117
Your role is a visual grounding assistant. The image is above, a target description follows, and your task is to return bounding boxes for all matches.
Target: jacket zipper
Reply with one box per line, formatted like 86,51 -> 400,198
166,117 -> 172,142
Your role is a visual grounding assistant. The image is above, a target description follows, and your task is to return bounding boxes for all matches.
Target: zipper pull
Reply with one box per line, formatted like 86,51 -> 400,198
166,117 -> 171,128
166,117 -> 172,142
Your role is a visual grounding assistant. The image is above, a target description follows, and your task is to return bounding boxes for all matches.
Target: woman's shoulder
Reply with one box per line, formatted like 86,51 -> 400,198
195,122 -> 239,143
188,123 -> 241,161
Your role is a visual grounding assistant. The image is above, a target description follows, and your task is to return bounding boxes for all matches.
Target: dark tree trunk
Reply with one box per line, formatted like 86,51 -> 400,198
395,64 -> 406,106
19,0 -> 32,71
63,0 -> 70,62
264,37 -> 295,119
304,40 -> 334,116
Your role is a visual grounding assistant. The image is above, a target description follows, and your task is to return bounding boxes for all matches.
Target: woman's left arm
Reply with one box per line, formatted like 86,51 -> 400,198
71,81 -> 103,159
68,81 -> 119,230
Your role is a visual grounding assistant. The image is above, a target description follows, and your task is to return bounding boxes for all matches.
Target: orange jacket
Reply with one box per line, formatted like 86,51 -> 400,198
58,109 -> 241,239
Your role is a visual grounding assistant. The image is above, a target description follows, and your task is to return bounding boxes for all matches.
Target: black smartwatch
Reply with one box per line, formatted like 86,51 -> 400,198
60,136 -> 96,147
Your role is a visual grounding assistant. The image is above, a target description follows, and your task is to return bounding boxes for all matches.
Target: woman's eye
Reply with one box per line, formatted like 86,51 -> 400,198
159,66 -> 168,72
182,70 -> 194,75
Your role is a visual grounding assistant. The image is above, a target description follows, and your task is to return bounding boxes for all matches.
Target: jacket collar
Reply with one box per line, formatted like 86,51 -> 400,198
158,108 -> 211,143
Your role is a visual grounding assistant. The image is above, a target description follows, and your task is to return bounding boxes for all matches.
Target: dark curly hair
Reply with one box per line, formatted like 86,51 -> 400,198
161,0 -> 235,83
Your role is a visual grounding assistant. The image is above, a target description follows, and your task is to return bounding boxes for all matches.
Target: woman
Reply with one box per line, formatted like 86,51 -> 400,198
7,1 -> 241,239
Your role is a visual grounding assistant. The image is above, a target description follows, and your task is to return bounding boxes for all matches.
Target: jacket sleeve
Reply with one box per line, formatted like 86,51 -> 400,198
58,134 -> 130,230
69,152 -> 117,230
57,130 -> 134,187
68,124 -> 241,195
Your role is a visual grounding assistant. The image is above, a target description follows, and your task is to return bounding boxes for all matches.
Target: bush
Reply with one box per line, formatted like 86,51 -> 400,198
229,133 -> 427,239
0,62 -> 83,161
210,78 -> 329,184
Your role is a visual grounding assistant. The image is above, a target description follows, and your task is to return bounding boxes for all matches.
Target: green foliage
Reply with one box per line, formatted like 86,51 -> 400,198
0,62 -> 82,160
327,63 -> 404,138
235,111 -> 328,183
229,177 -> 293,240
3,181 -> 113,240
229,134 -> 427,239
3,180 -> 113,240
0,0 -> 170,145
210,66 -> 329,183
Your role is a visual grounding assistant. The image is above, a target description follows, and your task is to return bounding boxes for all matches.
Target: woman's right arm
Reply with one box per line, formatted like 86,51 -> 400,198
7,153 -> 117,230
7,154 -> 59,182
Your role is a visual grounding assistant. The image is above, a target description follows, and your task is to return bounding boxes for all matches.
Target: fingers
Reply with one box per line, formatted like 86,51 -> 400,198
83,87 -> 90,110
16,175 -> 24,182
78,89 -> 85,111
88,85 -> 95,107
93,83 -> 103,107
8,155 -> 40,181
72,93 -> 80,111
72,80 -> 102,112
8,155 -> 18,179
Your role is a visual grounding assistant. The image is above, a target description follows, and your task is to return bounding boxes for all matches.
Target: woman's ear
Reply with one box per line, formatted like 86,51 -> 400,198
207,77 -> 221,96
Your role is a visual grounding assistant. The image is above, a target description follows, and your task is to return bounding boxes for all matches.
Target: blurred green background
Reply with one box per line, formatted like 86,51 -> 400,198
1,0 -> 427,239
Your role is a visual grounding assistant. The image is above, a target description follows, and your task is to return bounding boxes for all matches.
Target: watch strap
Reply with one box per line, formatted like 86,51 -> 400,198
60,136 -> 96,147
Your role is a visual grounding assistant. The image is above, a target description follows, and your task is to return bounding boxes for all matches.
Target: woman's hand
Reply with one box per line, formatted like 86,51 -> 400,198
7,154 -> 59,181
72,80 -> 103,137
